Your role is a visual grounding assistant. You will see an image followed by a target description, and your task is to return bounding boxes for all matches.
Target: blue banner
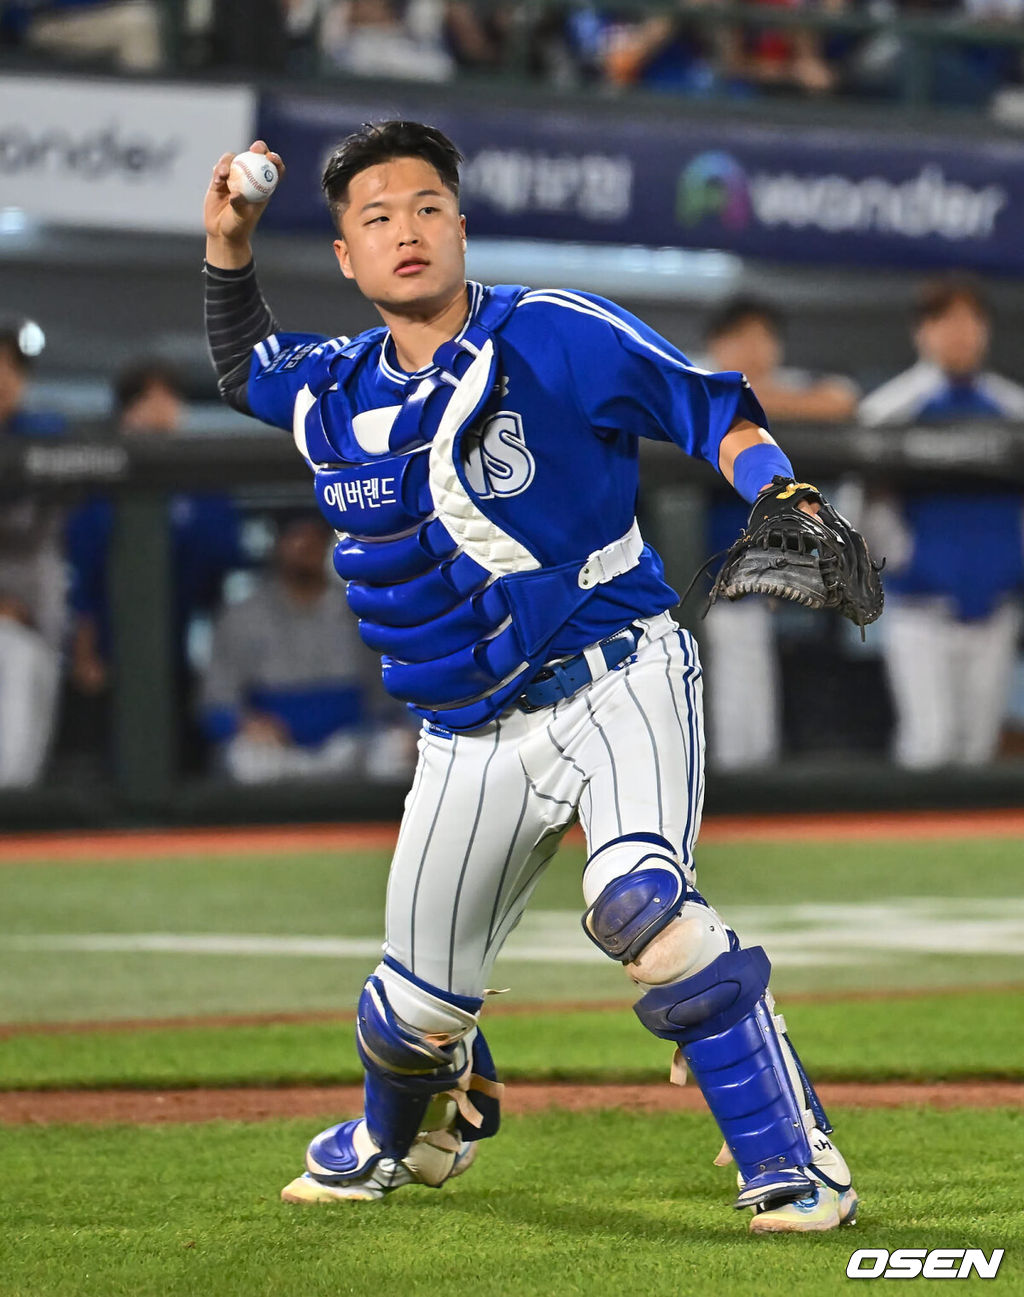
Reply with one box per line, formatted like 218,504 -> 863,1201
259,92 -> 1024,274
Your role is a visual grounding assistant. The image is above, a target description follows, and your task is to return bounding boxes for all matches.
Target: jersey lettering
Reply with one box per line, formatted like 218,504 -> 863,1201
463,411 -> 535,500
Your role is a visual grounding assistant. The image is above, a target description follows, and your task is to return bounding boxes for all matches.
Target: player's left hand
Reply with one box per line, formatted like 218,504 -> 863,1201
706,477 -> 884,632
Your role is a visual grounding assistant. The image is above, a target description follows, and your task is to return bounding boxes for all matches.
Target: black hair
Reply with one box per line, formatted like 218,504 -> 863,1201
704,295 -> 784,345
114,360 -> 185,417
321,120 -> 463,228
914,273 -> 990,324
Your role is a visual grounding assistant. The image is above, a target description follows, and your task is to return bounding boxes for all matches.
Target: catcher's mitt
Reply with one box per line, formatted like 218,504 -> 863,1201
706,477 -> 884,632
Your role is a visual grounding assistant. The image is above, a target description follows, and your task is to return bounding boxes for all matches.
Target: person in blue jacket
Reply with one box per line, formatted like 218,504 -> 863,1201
65,360 -> 245,771
859,274 -> 1024,768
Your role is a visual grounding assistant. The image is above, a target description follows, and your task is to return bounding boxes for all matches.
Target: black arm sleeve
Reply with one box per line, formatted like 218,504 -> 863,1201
203,259 -> 280,415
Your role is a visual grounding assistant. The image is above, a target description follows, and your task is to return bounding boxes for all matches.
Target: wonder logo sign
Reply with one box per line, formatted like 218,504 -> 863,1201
677,152 -> 1007,245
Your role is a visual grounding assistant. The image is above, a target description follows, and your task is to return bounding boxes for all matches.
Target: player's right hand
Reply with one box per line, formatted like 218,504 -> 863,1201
204,140 -> 285,250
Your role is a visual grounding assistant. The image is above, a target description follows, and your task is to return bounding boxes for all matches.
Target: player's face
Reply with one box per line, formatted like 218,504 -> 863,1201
120,381 -> 184,435
333,156 -> 467,314
916,298 -> 989,378
709,318 -> 781,381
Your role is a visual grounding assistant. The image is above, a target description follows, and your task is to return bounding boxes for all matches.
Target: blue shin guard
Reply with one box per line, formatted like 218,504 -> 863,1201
302,963 -> 502,1194
634,947 -> 815,1209
355,970 -> 484,1160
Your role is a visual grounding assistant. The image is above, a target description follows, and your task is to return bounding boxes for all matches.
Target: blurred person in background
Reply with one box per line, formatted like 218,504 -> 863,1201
319,0 -> 455,80
700,296 -> 858,768
858,274 -> 1024,767
850,0 -> 1016,107
65,360 -> 245,773
200,513 -> 413,783
599,0 -> 839,97
0,323 -> 67,787
14,0 -> 163,70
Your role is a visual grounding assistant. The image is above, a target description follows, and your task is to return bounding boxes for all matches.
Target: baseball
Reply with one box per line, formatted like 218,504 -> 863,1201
228,151 -> 280,204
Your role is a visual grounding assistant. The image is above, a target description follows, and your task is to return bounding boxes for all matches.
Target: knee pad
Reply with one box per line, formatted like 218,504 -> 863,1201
356,957 -> 501,1160
581,834 -> 730,987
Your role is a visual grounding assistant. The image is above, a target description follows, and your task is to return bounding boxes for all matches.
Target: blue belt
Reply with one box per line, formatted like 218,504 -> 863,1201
518,625 -> 642,712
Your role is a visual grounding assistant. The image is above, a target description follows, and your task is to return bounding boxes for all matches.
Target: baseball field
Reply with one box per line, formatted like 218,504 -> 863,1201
2,812 -> 1022,1296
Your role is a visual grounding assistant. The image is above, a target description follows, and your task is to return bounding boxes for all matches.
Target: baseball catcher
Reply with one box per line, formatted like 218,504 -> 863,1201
203,121 -> 866,1235
705,477 -> 884,633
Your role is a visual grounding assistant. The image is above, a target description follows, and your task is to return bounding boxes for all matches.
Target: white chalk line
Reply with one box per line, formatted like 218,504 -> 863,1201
2,898 -> 1023,967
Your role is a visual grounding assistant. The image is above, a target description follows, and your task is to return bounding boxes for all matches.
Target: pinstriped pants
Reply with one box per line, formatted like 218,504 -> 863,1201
383,614 -> 706,997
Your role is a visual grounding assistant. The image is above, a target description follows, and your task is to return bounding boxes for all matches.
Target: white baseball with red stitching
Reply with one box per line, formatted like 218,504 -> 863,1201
227,151 -> 279,203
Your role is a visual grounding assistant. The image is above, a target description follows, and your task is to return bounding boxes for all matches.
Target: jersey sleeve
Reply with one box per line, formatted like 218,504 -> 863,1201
553,291 -> 768,468
244,332 -> 334,432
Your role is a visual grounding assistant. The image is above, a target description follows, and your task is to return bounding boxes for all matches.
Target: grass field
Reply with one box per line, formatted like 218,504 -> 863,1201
1,825 -> 1022,1295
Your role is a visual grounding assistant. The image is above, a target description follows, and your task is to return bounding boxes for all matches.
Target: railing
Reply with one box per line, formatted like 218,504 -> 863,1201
3,420 -> 1023,828
6,0 -> 1024,114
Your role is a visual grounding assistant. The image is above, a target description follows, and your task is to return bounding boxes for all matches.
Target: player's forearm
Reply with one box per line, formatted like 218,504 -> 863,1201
203,257 -> 280,414
718,421 -> 788,492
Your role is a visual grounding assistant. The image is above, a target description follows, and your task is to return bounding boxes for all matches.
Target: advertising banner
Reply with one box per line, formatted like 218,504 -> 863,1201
0,75 -> 255,232
259,92 -> 1024,274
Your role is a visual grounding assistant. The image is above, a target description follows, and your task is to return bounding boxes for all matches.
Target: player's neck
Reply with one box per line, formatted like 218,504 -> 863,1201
378,283 -> 470,374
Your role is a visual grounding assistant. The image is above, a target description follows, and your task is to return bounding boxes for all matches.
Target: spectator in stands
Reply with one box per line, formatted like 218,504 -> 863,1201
858,273 -> 1024,767
0,322 -> 66,787
19,0 -> 163,71
598,0 -> 837,97
319,0 -> 455,80
65,360 -> 245,771
199,512 -> 412,783
700,296 -> 858,769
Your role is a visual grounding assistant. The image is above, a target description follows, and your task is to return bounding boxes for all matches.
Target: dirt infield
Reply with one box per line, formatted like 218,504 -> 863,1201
2,807 -> 1024,864
1,1081 -> 1019,1126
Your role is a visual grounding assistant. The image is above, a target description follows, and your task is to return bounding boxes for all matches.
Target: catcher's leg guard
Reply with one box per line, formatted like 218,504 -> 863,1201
582,834 -> 841,1212
291,958 -> 503,1203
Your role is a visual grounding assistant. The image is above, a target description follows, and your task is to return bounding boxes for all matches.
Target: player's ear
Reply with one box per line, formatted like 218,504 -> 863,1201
459,214 -> 467,250
333,238 -> 355,280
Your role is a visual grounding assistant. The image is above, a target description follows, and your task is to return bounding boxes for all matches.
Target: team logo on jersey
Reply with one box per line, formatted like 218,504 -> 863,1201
463,411 -> 535,499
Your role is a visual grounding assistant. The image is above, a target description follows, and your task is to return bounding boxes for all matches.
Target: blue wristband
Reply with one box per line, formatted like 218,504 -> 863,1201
731,442 -> 795,504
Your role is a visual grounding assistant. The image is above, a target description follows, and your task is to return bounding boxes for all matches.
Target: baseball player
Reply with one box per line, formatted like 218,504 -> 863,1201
202,122 -> 857,1233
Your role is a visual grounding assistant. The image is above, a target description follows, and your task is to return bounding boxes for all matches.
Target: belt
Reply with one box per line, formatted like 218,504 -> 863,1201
518,623 -> 643,712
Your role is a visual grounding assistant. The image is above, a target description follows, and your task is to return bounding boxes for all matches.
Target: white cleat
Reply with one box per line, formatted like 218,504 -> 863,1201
281,1137 -> 478,1206
749,1184 -> 859,1234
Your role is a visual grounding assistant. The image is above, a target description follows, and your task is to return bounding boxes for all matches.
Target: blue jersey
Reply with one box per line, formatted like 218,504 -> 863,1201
246,282 -> 762,728
860,361 -> 1024,620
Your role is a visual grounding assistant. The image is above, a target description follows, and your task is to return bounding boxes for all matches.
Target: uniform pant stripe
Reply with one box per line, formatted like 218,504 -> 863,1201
623,667 -> 663,835
525,781 -> 576,812
657,632 -> 693,861
547,726 -> 588,782
486,836 -> 563,958
584,692 -> 622,837
448,727 -> 501,989
408,736 -> 459,970
676,632 -> 701,869
485,774 -> 531,946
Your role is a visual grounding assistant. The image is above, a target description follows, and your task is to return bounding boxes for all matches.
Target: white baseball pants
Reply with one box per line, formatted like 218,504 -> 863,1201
382,612 -> 706,997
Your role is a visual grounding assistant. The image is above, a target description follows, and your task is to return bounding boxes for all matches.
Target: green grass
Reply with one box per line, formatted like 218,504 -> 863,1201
1,989 -> 1022,1091
2,835 -> 1023,1023
2,1107 -> 1021,1297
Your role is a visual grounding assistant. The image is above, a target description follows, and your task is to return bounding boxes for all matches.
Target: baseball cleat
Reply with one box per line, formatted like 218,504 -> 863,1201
281,1123 -> 478,1206
748,1184 -> 859,1234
